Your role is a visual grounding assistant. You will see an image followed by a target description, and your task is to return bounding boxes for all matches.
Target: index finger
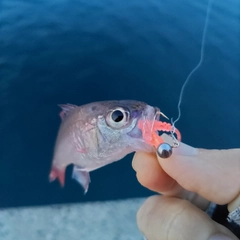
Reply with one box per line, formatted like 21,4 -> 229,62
132,133 -> 200,196
132,151 -> 183,196
158,135 -> 240,206
132,140 -> 209,210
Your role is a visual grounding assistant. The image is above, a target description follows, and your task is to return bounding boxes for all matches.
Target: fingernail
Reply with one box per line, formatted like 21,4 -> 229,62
160,134 -> 198,156
209,233 -> 235,240
173,142 -> 198,156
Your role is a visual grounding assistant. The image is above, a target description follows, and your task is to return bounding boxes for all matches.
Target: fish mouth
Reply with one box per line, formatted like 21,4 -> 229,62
128,106 -> 166,139
154,107 -> 169,121
146,107 -> 161,134
138,106 -> 169,138
154,107 -> 161,121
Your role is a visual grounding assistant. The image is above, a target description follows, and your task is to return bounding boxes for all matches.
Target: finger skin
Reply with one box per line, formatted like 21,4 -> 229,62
137,195 -> 238,240
228,193 -> 240,212
132,152 -> 210,209
132,152 -> 182,195
158,148 -> 240,204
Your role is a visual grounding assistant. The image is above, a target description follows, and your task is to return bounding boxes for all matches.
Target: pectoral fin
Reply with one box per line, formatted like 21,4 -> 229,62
72,166 -> 91,194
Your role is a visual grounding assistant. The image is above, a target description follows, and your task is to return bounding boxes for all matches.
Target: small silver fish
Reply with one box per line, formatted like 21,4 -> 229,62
49,100 -> 161,193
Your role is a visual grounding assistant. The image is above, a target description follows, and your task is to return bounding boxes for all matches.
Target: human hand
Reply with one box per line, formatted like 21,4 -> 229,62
132,134 -> 240,240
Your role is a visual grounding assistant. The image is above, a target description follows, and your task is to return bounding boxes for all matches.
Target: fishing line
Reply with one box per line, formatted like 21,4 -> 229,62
171,0 -> 213,136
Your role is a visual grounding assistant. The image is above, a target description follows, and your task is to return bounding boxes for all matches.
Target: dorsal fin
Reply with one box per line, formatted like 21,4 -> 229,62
58,103 -> 77,121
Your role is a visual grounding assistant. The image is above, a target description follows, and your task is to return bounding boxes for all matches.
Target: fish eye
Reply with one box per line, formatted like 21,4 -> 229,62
111,110 -> 124,122
106,108 -> 129,129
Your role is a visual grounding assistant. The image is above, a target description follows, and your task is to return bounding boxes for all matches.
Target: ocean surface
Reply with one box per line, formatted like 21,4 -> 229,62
0,0 -> 239,207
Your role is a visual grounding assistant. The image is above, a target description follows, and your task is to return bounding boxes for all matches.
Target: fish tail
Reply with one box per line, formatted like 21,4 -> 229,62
49,165 -> 66,187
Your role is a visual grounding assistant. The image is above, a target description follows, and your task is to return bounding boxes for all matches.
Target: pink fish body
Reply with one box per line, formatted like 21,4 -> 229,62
49,100 -> 180,193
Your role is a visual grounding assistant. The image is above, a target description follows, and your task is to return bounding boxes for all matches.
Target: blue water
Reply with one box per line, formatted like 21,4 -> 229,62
0,0 -> 239,207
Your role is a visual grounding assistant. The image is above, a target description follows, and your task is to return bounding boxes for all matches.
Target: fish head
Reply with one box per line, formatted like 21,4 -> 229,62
95,100 -> 160,154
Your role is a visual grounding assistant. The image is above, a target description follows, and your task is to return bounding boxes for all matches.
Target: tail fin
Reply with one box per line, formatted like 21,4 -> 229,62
49,166 -> 66,187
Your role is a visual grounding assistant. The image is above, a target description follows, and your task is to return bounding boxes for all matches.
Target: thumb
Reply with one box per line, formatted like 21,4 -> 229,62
158,134 -> 240,205
137,195 -> 238,240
